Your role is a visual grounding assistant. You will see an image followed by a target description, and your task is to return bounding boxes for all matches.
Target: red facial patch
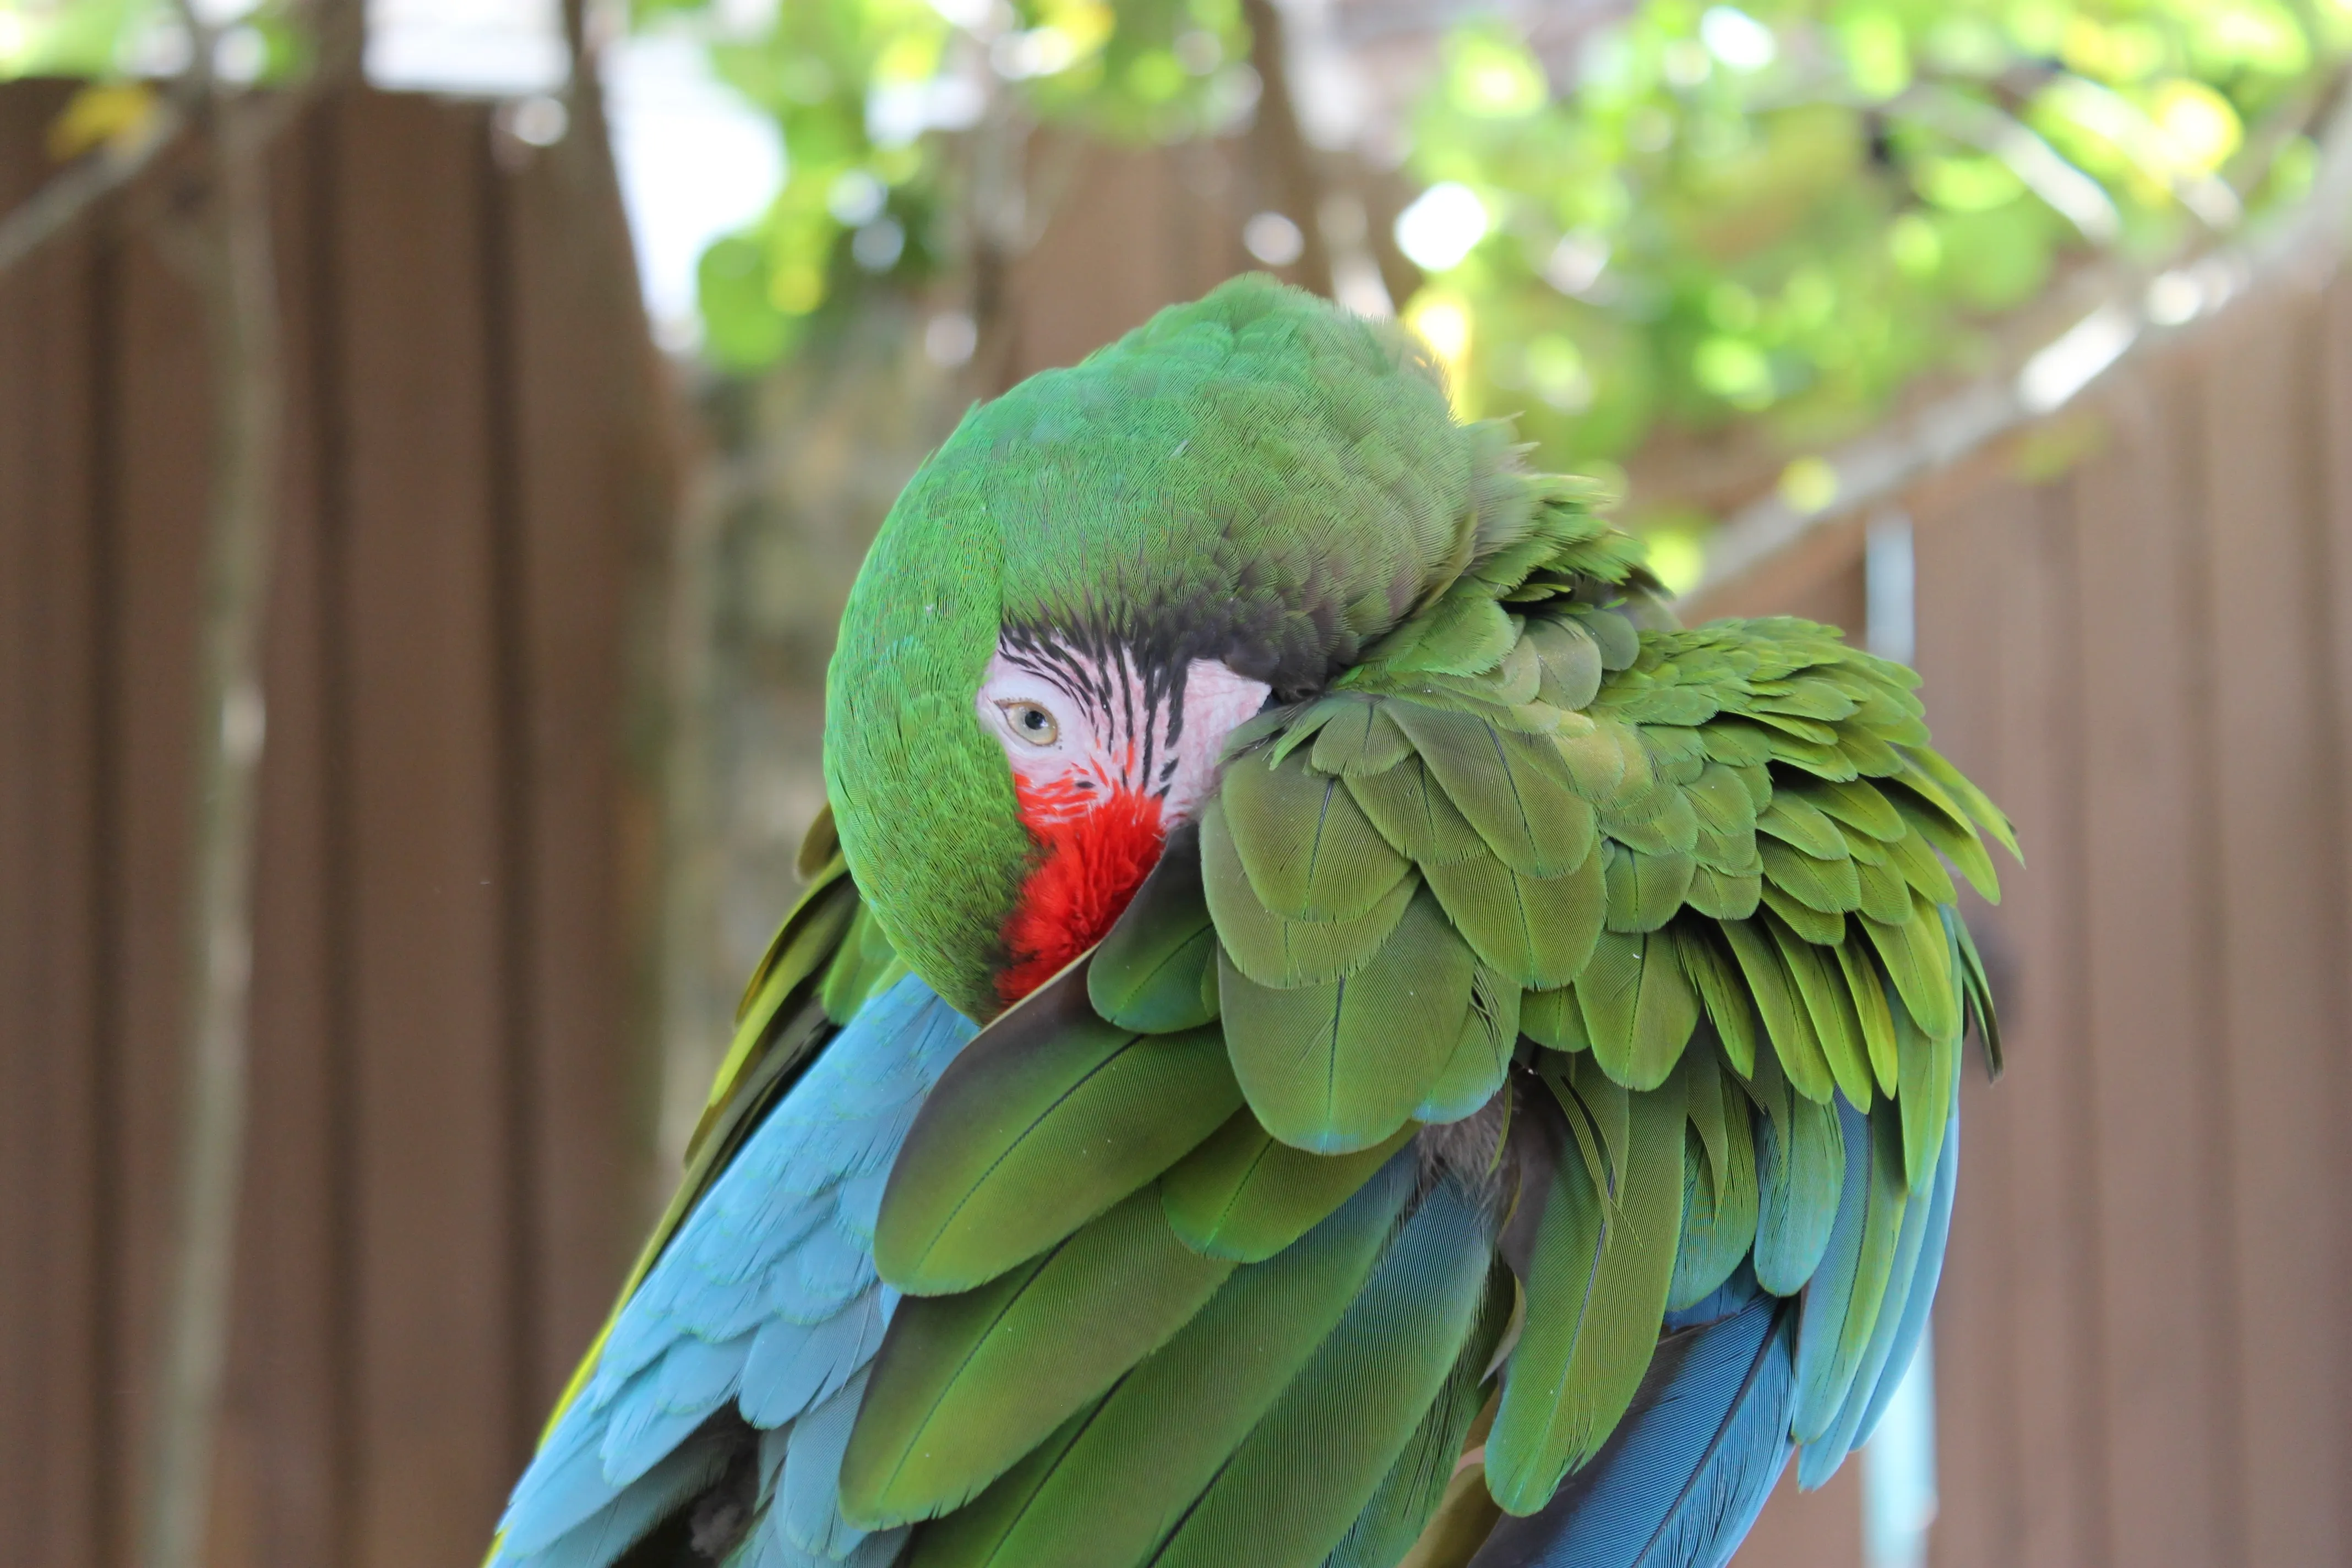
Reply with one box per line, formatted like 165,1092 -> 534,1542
997,783 -> 1167,1005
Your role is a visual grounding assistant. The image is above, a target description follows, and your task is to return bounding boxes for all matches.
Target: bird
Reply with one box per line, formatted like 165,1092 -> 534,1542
486,275 -> 2011,1568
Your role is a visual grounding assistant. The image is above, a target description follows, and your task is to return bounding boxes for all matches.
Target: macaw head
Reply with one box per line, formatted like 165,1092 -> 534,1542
823,276 -> 1529,1020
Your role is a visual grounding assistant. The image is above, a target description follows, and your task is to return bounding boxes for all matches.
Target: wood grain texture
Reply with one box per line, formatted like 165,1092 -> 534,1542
0,78 -> 107,1568
335,91 -> 525,1565
2068,354 -> 2231,1568
1909,478 -> 2022,1568
2195,287 -> 2349,1568
0,80 -> 662,1567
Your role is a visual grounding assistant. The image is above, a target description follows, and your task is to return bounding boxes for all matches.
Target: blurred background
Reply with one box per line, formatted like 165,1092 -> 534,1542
3,1 -> 2350,1565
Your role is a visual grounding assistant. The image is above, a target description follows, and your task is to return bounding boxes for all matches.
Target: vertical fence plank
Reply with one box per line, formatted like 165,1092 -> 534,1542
1989,481 -> 2105,1568
501,119 -> 668,1426
2066,360 -> 2231,1567
1910,482 -> 2019,1568
2196,286 -> 2350,1568
2317,264 -> 2352,1568
0,79 -> 108,1568
210,99 -> 347,1568
1,79 -> 661,1568
334,92 -> 522,1565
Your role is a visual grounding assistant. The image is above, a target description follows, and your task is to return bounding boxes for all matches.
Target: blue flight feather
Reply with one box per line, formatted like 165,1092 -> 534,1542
780,1371 -> 876,1556
1848,1106 -> 1959,1451
1800,1100 -> 1958,1485
740,1292 -> 890,1428
1797,1135 -> 1934,1487
492,976 -> 975,1568
506,1429 -> 735,1568
600,1335 -> 753,1487
1467,1268 -> 1794,1568
1789,1096 -> 1874,1442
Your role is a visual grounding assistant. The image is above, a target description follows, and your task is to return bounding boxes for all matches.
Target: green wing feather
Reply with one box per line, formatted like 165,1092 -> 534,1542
876,963 -> 1241,1294
1324,1267 -> 1512,1568
1149,1178 -> 1501,1568
1485,1058 -> 1684,1513
1162,1112 -> 1419,1262
906,1155 -> 1419,1568
842,1187 -> 1235,1526
1790,1102 -> 1910,1442
858,586 -> 2019,1567
1088,832 -> 1221,1032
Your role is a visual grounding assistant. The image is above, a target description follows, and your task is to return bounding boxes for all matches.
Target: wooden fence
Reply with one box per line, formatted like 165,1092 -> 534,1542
1700,263 -> 2352,1568
0,81 -> 674,1567
9,67 -> 2352,1568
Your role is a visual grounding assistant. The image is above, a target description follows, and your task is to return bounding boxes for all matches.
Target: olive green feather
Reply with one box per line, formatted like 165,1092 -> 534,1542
907,1154 -> 1418,1568
1161,1112 -> 1415,1262
1387,703 -> 1596,878
1768,917 -> 1875,1112
842,1188 -> 1235,1526
1221,749 -> 1415,922
876,966 -> 1242,1294
1419,966 -> 1522,1121
1746,1043 -> 1846,1296
1088,831 -> 1220,1033
1150,1178 -> 1500,1568
1323,1265 -> 1512,1568
1346,753 -> 1495,867
1218,884 -> 1476,1153
1487,1064 -> 1685,1512
1206,797 -> 1421,989
1792,1103 -> 1910,1442
1720,918 -> 1836,1102
1859,891 -> 1961,1043
1668,1057 -> 1760,1311
1575,928 -> 1701,1091
1420,843 -> 1605,990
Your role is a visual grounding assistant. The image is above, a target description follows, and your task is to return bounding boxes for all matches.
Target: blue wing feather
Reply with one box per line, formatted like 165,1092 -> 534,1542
1847,1105 -> 1959,1450
1467,1267 -> 1794,1568
1798,1098 -> 1958,1486
492,976 -> 976,1567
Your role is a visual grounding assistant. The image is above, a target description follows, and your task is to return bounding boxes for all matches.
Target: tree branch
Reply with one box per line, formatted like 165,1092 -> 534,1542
138,1 -> 360,1562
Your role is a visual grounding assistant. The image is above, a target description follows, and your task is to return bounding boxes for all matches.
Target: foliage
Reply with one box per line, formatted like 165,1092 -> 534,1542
668,0 -> 2349,547
1402,0 -> 2348,488
649,0 -> 1257,368
0,0 -> 149,79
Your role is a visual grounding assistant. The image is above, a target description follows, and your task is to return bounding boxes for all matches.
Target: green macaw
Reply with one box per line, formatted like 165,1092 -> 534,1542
488,276 -> 2010,1568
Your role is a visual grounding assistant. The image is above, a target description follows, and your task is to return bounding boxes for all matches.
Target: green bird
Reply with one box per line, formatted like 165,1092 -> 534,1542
488,276 -> 2011,1568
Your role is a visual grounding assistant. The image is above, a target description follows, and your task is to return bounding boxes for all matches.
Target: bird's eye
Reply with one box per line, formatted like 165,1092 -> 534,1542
998,700 -> 1060,747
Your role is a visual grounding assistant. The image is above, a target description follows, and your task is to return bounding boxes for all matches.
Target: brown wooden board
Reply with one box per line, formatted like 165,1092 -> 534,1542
0,79 -> 665,1566
0,78 -> 107,1568
208,97 -> 346,1568
1909,478 -> 2020,1568
2196,286 -> 2349,1568
499,107 -> 670,1428
2067,353 -> 2232,1566
333,91 -> 526,1564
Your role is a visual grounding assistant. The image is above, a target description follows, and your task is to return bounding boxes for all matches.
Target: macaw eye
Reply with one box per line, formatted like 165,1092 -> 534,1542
998,700 -> 1060,747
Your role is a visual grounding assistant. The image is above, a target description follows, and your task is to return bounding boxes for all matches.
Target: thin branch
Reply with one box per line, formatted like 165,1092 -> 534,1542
139,0 -> 360,1562
139,92 -> 285,1568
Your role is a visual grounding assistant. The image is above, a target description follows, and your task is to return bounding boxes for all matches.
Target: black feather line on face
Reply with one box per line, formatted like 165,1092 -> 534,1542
1007,587 -> 1337,713
999,622 -> 1196,799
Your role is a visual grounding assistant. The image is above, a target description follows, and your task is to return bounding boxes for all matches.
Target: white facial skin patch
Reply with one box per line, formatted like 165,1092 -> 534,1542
976,644 -> 1271,827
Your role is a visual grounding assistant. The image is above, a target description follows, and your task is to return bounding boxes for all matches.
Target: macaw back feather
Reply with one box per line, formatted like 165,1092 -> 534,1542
492,278 -> 2010,1568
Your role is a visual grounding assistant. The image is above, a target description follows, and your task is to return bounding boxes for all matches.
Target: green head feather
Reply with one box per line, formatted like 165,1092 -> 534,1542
825,275 -> 1550,1019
